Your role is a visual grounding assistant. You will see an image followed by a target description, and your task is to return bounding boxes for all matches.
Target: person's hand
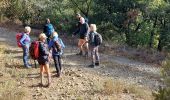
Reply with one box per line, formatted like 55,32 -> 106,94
85,37 -> 88,42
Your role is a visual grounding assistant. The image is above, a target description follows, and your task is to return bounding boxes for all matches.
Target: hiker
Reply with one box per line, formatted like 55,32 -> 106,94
88,24 -> 102,68
49,32 -> 65,77
20,26 -> 32,68
38,33 -> 51,87
72,17 -> 89,56
43,18 -> 55,44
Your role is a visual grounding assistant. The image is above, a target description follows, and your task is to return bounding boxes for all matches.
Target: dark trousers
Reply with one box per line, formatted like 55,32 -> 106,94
53,55 -> 61,74
90,46 -> 100,65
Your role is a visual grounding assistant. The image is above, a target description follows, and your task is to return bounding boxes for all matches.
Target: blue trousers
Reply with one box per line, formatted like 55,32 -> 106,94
22,46 -> 29,67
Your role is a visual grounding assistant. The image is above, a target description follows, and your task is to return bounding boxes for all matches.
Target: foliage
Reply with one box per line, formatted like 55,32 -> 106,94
153,58 -> 170,100
1,0 -> 170,51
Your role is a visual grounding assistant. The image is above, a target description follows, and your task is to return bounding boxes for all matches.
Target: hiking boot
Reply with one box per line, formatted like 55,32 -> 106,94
85,51 -> 88,57
26,65 -> 32,68
88,64 -> 95,68
56,73 -> 61,77
95,62 -> 100,66
76,51 -> 83,55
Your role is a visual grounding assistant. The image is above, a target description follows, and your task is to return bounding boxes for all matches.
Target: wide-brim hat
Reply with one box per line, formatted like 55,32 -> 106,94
39,33 -> 47,40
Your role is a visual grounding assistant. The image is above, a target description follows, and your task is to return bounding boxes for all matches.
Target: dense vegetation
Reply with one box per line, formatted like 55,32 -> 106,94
0,0 -> 170,99
1,0 -> 170,51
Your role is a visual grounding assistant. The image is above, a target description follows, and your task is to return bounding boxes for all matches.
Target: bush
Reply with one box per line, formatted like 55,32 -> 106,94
153,59 -> 170,100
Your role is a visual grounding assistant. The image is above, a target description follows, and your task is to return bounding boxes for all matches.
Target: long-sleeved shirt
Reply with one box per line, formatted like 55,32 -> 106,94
73,23 -> 89,39
20,33 -> 31,47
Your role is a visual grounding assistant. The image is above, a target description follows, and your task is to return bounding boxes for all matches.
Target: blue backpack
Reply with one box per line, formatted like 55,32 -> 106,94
44,24 -> 54,37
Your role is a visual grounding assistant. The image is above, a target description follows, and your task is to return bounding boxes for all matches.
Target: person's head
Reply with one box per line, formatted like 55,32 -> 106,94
39,33 -> 47,42
51,31 -> 58,39
46,18 -> 50,24
76,13 -> 81,19
90,24 -> 97,32
24,26 -> 31,34
80,17 -> 85,24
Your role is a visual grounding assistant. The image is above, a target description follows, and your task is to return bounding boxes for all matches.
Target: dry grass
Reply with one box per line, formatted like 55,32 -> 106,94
101,79 -> 154,100
0,79 -> 26,100
0,45 -> 27,100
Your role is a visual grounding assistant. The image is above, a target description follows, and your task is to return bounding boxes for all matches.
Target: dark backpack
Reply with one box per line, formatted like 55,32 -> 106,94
94,33 -> 102,46
53,40 -> 61,52
29,41 -> 39,60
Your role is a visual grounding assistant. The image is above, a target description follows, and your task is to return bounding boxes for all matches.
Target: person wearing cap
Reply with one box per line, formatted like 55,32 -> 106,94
20,26 -> 32,68
73,13 -> 83,35
48,32 -> 65,77
43,18 -> 55,44
38,33 -> 51,87
73,17 -> 89,56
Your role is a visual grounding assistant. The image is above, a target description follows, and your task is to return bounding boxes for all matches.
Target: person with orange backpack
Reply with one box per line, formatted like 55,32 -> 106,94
38,33 -> 51,87
20,26 -> 32,68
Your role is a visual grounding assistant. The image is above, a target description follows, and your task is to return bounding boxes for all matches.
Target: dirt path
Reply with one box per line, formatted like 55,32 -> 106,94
0,27 -> 162,100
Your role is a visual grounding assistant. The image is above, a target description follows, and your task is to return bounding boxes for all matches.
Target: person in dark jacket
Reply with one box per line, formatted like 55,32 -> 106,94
20,26 -> 31,68
49,32 -> 65,77
43,18 -> 54,44
38,33 -> 51,87
73,17 -> 89,56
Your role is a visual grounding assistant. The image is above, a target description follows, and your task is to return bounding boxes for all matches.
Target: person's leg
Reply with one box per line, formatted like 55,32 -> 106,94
89,46 -> 95,67
84,42 -> 89,56
22,46 -> 30,67
53,55 -> 60,76
95,46 -> 100,66
57,55 -> 62,76
40,65 -> 44,85
78,39 -> 83,55
44,63 -> 51,86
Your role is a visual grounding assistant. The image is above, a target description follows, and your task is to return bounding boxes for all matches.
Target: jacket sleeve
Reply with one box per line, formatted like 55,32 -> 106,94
84,23 -> 89,37
73,22 -> 81,35
40,43 -> 49,55
20,34 -> 26,46
48,40 -> 53,50
59,38 -> 65,48
43,25 -> 47,33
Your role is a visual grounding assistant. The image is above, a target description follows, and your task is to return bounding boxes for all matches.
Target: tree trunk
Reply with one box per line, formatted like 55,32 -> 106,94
149,16 -> 157,48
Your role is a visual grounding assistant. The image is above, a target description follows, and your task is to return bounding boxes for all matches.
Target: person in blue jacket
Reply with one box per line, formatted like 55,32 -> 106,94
43,18 -> 55,44
48,32 -> 65,77
20,26 -> 31,68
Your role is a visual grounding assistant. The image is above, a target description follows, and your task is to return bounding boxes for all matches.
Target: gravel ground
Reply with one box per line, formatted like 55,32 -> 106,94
0,27 -> 162,99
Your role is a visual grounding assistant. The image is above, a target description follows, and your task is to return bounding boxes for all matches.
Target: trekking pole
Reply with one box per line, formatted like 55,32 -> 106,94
71,36 -> 75,54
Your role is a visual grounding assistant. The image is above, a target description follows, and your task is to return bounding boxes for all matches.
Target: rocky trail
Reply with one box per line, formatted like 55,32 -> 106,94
0,27 -> 162,100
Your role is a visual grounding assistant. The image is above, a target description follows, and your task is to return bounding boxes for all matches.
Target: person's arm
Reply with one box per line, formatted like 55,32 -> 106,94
59,38 -> 65,48
73,22 -> 81,36
20,34 -> 26,46
43,25 -> 47,33
48,40 -> 53,50
84,23 -> 89,40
